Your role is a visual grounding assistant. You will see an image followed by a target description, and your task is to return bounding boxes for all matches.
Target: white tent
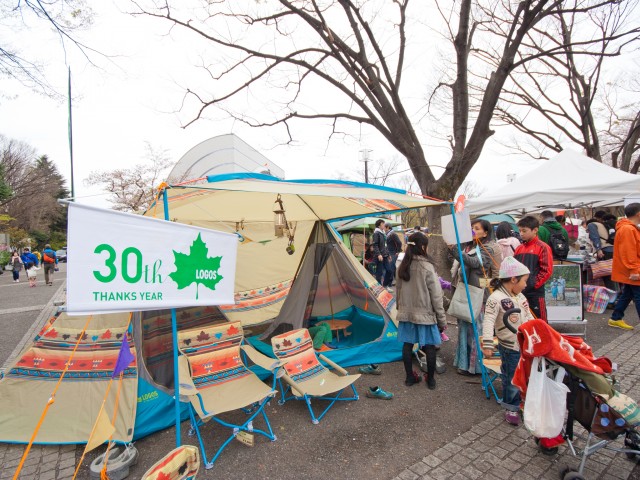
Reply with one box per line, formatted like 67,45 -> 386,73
467,149 -> 640,215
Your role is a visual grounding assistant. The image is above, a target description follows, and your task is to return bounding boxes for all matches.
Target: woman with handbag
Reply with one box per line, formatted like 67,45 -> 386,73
450,219 -> 502,375
396,233 -> 446,389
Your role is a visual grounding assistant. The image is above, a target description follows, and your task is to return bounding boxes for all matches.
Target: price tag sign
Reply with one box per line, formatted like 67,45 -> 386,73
235,431 -> 255,447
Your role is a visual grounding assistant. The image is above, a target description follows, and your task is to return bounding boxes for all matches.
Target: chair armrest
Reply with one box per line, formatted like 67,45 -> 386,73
279,373 -> 305,397
318,354 -> 348,376
178,356 -> 213,416
241,344 -> 283,372
177,356 -> 198,398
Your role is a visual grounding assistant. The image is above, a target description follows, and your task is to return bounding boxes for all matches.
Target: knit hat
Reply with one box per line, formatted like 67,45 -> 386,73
499,257 -> 530,279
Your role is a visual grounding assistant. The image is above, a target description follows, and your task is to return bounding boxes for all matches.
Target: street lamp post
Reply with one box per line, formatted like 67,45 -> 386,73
360,148 -> 372,184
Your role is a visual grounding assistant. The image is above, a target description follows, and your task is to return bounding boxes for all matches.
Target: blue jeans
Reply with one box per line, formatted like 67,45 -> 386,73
611,283 -> 640,321
498,345 -> 521,412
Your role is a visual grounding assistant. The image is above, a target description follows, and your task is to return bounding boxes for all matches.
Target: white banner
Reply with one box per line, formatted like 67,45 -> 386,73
66,203 -> 237,314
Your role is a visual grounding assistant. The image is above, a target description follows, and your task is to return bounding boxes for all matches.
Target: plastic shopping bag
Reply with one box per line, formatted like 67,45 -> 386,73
523,357 -> 570,438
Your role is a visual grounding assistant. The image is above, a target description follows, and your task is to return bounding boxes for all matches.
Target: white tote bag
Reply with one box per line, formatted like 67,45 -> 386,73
523,357 -> 570,438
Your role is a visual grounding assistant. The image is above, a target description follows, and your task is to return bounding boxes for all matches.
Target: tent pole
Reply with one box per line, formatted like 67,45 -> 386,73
449,204 -> 492,399
162,188 -> 182,447
325,263 -> 335,321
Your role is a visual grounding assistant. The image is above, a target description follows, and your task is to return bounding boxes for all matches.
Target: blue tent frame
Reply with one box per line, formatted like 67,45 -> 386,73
159,179 -> 496,447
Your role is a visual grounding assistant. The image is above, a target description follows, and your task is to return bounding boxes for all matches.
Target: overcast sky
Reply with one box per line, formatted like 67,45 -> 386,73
0,1 -> 549,208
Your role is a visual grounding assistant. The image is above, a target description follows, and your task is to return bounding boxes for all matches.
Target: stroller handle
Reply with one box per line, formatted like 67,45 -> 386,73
502,308 -> 521,334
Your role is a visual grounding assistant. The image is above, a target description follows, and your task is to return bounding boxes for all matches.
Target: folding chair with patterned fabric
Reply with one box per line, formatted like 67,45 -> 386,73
271,328 -> 360,424
177,321 -> 281,470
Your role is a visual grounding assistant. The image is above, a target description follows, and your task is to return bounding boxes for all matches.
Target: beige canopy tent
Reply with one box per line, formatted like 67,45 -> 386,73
147,174 -> 445,327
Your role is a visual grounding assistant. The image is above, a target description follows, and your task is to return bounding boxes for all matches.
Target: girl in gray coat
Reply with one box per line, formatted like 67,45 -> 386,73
396,233 -> 447,389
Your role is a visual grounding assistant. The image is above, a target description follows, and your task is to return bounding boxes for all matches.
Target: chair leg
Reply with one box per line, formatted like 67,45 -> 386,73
200,395 -> 278,469
304,395 -> 320,425
188,407 -> 214,470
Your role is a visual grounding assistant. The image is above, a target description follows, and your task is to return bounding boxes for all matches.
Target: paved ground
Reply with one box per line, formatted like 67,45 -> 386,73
1,266 -> 640,479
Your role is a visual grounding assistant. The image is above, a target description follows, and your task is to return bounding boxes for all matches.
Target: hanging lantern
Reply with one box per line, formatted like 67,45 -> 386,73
273,194 -> 286,237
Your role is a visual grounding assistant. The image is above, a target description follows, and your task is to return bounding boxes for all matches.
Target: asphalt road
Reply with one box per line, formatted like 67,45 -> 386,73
0,262 -> 66,368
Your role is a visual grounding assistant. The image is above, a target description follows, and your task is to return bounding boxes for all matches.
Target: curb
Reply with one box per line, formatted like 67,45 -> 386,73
1,280 -> 67,372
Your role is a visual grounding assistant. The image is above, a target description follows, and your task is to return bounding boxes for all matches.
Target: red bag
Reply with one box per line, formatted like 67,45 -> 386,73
43,253 -> 55,264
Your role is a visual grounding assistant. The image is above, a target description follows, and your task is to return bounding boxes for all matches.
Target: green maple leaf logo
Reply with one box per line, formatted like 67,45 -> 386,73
169,233 -> 223,299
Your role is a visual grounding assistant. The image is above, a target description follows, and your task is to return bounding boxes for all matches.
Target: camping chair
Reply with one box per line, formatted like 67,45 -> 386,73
271,328 -> 360,424
177,321 -> 281,470
141,446 -> 200,480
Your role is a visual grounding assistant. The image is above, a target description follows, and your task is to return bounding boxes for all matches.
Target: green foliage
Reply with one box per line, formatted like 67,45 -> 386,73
169,234 -> 223,300
48,231 -> 67,250
6,227 -> 29,249
0,164 -> 11,202
0,249 -> 10,267
30,230 -> 49,249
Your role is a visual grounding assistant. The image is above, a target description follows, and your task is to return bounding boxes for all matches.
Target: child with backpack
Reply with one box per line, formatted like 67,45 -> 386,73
513,216 -> 554,321
482,257 -> 535,425
537,210 -> 569,260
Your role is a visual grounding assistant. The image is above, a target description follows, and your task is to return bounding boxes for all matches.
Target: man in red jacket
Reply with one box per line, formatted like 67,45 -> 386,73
514,216 -> 554,321
609,203 -> 640,330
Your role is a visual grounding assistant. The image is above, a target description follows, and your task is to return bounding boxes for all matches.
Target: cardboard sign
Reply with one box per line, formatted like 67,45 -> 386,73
235,431 -> 254,447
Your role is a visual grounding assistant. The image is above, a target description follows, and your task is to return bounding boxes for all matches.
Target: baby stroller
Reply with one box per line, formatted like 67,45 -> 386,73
557,363 -> 640,480
505,317 -> 640,480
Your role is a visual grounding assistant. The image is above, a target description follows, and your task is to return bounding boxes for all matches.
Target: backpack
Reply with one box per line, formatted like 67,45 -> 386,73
549,231 -> 569,260
600,229 -> 615,245
43,253 -> 55,264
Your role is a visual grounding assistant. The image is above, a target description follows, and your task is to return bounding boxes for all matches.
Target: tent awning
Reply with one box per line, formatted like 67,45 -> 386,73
153,173 -> 446,223
467,150 -> 640,215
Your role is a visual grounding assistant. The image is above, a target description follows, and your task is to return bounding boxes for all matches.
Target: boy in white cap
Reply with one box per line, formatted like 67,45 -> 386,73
482,256 -> 535,426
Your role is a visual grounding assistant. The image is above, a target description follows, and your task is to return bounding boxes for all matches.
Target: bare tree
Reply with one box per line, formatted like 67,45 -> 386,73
1,0 -> 94,96
487,0 -> 640,162
600,79 -> 640,172
85,143 -> 173,212
458,180 -> 487,199
133,1 -> 625,198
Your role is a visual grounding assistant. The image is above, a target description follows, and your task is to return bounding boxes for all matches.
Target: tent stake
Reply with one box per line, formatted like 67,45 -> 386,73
162,188 -> 182,448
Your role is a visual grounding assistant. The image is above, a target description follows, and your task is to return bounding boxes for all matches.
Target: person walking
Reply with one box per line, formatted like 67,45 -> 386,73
10,251 -> 23,282
20,247 -> 39,270
396,233 -> 446,389
384,224 -> 403,287
371,219 -> 389,287
26,262 -> 39,287
588,210 -> 616,291
41,243 -> 58,286
608,203 -> 640,330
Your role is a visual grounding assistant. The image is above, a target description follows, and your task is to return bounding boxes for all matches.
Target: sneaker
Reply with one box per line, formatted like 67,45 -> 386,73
366,386 -> 394,400
405,371 -> 422,386
505,410 -> 521,426
608,319 -> 634,330
358,365 -> 382,375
